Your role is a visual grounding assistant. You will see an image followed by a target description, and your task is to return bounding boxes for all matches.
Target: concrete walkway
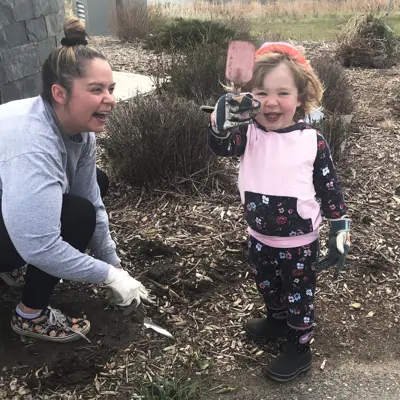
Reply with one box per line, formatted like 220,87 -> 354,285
112,71 -> 155,102
215,357 -> 400,400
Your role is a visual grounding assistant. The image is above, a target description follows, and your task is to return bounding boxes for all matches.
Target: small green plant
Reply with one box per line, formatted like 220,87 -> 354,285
335,12 -> 399,68
102,93 -> 224,193
146,17 -> 252,50
139,377 -> 200,400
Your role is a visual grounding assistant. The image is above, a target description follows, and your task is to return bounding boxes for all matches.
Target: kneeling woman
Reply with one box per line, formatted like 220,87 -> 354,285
0,17 -> 150,343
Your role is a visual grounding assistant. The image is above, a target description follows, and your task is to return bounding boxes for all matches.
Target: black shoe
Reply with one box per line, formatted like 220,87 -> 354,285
265,342 -> 312,382
244,317 -> 287,340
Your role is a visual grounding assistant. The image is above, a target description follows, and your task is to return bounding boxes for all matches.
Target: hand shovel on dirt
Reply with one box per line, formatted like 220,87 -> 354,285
200,40 -> 256,113
122,300 -> 174,340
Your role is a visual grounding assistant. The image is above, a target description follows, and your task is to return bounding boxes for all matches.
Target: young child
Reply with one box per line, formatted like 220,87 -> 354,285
206,42 -> 351,382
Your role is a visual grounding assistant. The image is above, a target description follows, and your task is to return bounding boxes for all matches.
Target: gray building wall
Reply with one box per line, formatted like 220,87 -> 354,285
0,0 -> 65,105
72,0 -> 117,36
72,0 -> 147,36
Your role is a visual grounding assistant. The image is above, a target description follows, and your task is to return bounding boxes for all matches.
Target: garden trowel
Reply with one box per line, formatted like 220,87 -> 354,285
122,299 -> 174,340
225,40 -> 256,93
143,317 -> 174,339
200,40 -> 256,113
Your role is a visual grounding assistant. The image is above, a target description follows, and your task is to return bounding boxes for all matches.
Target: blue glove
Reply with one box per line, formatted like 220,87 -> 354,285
315,216 -> 351,278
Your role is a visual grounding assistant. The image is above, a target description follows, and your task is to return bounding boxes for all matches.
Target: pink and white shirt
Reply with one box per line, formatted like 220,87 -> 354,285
209,121 -> 347,248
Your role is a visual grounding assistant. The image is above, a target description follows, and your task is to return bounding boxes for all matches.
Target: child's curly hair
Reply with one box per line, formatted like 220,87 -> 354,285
242,43 -> 324,120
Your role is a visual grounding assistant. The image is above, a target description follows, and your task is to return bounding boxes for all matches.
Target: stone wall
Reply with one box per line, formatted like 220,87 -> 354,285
0,0 -> 65,104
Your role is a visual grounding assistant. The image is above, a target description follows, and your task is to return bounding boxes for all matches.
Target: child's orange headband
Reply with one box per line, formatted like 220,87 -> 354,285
256,42 -> 311,70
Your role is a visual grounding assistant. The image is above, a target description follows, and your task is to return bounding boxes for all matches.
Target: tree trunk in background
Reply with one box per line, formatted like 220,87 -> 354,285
387,0 -> 393,16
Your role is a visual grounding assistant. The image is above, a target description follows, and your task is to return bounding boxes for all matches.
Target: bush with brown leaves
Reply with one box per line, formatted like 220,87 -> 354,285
311,55 -> 355,114
311,114 -> 349,162
109,2 -> 166,41
102,93 -> 228,193
154,42 -> 228,104
335,13 -> 399,69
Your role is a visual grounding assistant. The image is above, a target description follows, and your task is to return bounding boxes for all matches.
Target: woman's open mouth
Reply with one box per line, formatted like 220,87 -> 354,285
92,112 -> 108,123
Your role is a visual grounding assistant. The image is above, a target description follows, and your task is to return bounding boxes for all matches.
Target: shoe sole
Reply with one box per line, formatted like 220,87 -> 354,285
265,361 -> 312,382
11,322 -> 91,343
0,273 -> 24,287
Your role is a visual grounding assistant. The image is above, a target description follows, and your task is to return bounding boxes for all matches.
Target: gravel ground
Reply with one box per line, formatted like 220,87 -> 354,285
1,38 -> 399,400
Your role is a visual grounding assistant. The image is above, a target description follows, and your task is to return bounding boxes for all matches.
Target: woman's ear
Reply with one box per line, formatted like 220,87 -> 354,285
51,84 -> 68,105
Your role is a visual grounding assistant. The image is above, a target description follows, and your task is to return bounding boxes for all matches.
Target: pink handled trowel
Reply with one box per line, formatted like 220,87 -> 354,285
200,40 -> 256,113
225,40 -> 256,93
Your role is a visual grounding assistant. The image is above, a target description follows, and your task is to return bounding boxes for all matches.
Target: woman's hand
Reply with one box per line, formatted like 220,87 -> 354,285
104,265 -> 151,307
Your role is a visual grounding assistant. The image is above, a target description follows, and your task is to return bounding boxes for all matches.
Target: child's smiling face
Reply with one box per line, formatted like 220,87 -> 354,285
252,62 -> 301,131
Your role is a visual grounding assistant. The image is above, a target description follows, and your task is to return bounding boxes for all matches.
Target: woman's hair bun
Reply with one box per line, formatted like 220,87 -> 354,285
63,17 -> 88,44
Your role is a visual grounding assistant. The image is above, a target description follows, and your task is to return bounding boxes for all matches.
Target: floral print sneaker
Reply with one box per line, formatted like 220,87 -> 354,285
0,264 -> 27,287
11,307 -> 91,343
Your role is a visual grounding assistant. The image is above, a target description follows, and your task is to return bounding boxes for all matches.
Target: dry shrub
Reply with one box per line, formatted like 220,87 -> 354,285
146,17 -> 252,50
256,30 -> 288,46
147,15 -> 254,103
311,114 -> 349,162
335,13 -> 399,69
311,55 -> 355,114
102,94 -> 225,193
109,2 -> 166,41
152,0 -> 393,21
65,0 -> 73,18
153,42 -> 227,104
390,85 -> 400,116
216,13 -> 253,42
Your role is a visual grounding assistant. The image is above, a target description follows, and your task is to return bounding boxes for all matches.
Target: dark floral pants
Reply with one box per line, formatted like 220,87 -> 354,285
248,236 -> 319,330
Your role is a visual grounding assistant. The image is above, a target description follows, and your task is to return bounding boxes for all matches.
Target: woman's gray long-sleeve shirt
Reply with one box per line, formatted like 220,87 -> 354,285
0,95 -> 118,284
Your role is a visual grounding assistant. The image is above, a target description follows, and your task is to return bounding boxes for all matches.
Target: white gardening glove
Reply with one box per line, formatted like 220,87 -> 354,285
104,266 -> 150,307
336,229 -> 351,255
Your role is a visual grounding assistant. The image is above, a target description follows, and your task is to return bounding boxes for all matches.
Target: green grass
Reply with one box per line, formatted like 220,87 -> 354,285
251,12 -> 400,41
387,14 -> 400,33
155,12 -> 400,42
138,377 -> 200,400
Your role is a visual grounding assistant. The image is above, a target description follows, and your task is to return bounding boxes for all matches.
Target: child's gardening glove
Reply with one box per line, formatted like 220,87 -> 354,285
207,93 -> 260,139
315,216 -> 351,278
